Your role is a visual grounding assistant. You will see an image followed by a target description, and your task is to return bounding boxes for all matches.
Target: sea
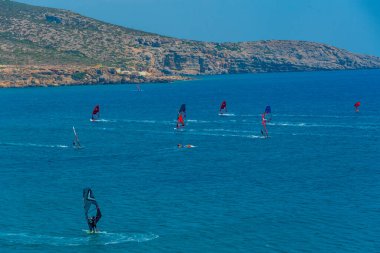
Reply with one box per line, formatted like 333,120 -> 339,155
0,70 -> 379,253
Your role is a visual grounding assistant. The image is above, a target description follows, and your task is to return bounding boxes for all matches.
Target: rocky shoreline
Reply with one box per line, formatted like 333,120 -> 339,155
0,65 -> 187,88
1,0 -> 380,88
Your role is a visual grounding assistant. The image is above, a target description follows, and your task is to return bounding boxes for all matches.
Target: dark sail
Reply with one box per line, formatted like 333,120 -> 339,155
178,104 -> 186,116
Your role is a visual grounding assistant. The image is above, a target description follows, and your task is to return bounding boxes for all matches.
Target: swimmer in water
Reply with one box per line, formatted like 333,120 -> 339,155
177,144 -> 194,148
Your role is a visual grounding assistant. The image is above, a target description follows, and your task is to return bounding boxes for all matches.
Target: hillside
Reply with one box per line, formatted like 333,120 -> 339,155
1,0 -> 380,87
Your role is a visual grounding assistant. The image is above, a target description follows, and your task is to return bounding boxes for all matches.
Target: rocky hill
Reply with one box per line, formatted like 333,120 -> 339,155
1,0 -> 380,87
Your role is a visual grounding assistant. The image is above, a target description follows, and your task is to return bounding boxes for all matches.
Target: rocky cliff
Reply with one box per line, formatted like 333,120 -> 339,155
1,0 -> 380,87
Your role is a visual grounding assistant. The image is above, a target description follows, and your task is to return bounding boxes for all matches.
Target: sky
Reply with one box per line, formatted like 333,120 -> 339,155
17,0 -> 380,56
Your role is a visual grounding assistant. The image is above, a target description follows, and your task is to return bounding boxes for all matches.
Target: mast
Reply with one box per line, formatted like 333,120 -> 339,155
73,126 -> 81,148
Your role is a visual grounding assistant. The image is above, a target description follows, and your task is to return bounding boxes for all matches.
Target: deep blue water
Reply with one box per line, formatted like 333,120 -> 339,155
0,70 -> 379,253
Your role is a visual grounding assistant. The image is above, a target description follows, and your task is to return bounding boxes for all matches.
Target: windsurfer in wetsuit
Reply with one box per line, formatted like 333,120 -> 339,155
88,207 -> 102,233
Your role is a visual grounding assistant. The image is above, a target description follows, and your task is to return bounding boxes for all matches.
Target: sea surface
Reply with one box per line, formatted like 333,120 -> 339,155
0,70 -> 379,253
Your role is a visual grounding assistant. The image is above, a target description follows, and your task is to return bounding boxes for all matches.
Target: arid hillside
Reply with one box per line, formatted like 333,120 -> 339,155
1,0 -> 379,87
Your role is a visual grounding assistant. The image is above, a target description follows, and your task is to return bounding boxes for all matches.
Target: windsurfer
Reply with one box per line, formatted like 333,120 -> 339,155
219,101 -> 227,115
261,113 -> 268,138
91,105 -> 100,121
260,106 -> 271,138
73,126 -> 81,148
354,101 -> 360,112
176,111 -> 185,128
88,207 -> 102,233
83,188 -> 102,234
176,104 -> 186,129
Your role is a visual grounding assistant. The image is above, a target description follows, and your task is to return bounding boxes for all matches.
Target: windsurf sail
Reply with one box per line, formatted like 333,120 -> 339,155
83,188 -> 102,230
176,104 -> 186,129
261,105 -> 271,138
219,101 -> 227,114
91,105 -> 100,120
264,106 -> 271,121
354,101 -> 360,112
72,126 -> 81,148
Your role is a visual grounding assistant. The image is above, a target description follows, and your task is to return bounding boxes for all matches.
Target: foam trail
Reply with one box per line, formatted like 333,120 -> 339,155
202,128 -> 254,134
115,119 -> 171,124
0,142 -> 69,148
0,231 -> 158,247
218,113 -> 236,117
186,131 -> 261,139
273,114 -> 379,119
187,119 -> 211,123
90,119 -> 114,123
268,122 -> 378,130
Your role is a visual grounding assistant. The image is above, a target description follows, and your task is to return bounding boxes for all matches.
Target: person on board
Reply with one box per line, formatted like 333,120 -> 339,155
73,140 -> 81,148
88,207 -> 102,233
261,113 -> 268,138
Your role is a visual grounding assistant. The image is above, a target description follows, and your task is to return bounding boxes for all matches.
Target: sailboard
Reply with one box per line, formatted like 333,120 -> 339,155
72,126 -> 81,148
354,101 -> 360,112
261,105 -> 271,138
90,105 -> 100,122
83,188 -> 102,233
175,104 -> 186,130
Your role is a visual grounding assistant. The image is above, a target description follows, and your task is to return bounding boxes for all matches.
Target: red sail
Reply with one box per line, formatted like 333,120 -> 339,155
176,104 -> 186,128
177,114 -> 185,127
220,101 -> 226,110
354,101 -> 360,112
219,101 -> 227,114
91,105 -> 100,120
93,105 -> 100,114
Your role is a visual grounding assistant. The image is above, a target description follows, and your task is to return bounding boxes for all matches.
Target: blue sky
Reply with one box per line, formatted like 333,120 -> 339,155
18,0 -> 380,56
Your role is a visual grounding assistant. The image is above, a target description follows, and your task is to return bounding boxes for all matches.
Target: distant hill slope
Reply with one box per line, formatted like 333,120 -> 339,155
1,0 -> 380,87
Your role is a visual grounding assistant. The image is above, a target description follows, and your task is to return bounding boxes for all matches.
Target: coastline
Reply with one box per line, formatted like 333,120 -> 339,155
1,64 -> 379,88
0,65 -> 188,88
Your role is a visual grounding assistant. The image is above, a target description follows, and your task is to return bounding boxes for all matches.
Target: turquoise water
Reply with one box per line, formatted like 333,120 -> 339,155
0,70 -> 379,252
